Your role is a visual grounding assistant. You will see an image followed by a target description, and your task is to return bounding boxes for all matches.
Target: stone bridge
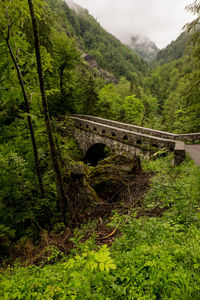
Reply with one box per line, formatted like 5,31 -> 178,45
70,114 -> 200,166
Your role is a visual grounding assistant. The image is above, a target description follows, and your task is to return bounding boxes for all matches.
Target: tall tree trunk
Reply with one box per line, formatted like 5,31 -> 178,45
60,65 -> 65,92
28,0 -> 68,222
5,38 -> 45,198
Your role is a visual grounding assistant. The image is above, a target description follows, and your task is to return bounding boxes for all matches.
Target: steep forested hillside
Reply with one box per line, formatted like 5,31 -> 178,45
143,28 -> 200,133
155,31 -> 191,65
46,0 -> 147,80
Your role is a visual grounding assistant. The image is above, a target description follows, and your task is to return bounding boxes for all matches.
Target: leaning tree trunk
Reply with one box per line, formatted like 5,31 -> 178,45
5,38 -> 45,199
28,0 -> 68,222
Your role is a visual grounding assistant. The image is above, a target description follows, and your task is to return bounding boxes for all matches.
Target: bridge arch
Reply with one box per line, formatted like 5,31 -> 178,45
69,115 -> 193,165
73,127 -> 151,163
84,143 -> 111,166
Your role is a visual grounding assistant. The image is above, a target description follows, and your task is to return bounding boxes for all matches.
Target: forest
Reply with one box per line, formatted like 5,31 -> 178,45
0,0 -> 200,298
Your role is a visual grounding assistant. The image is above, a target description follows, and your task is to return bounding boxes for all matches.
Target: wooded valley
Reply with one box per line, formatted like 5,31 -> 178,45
0,0 -> 200,298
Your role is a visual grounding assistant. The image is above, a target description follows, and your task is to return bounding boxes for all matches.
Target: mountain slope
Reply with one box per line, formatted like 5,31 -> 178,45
127,34 -> 159,62
47,0 -> 147,80
143,26 -> 200,133
155,31 -> 191,65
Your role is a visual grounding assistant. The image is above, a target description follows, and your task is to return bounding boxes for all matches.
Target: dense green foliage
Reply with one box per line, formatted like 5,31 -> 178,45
155,32 -> 191,65
74,11 -> 146,80
1,2 -> 200,298
46,0 -> 147,81
142,27 -> 200,132
96,78 -> 145,125
0,0 -> 83,255
1,156 -> 200,299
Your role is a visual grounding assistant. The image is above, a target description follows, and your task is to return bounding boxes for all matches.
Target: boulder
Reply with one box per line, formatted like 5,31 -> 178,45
66,162 -> 98,220
89,154 -> 141,202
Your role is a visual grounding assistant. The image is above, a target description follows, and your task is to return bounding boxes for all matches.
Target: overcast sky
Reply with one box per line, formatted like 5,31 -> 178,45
73,0 -> 194,49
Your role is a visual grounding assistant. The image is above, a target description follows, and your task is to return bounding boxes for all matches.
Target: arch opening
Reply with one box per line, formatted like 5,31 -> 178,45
84,143 -> 111,166
123,135 -> 128,140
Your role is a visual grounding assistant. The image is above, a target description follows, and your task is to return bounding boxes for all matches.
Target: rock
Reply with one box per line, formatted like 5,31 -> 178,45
70,162 -> 90,177
98,153 -> 141,174
89,154 -> 141,202
82,52 -> 118,83
66,162 -> 98,220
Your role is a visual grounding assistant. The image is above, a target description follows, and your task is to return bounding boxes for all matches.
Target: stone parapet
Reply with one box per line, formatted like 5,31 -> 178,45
72,116 -> 176,151
71,116 -> 187,164
72,114 -> 200,143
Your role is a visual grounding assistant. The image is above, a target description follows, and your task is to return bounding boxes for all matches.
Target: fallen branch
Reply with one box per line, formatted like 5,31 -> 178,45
97,228 -> 117,240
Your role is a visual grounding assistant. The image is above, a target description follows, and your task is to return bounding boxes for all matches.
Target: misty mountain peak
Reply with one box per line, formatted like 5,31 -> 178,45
64,0 -> 82,12
127,34 -> 159,62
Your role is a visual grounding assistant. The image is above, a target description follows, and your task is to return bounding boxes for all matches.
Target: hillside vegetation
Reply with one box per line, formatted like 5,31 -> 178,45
47,0 -> 147,80
155,31 -> 191,65
1,157 -> 200,298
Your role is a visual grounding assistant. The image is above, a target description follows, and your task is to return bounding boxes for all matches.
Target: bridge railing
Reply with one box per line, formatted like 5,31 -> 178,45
72,116 -> 179,149
71,116 -> 186,165
72,114 -> 200,143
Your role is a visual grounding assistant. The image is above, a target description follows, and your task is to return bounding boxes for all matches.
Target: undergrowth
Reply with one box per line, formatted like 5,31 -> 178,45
1,155 -> 200,299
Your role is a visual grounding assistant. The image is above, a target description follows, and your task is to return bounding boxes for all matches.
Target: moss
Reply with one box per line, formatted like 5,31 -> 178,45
89,154 -> 141,202
66,162 -> 98,221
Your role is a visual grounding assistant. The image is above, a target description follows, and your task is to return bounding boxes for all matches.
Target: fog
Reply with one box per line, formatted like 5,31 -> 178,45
71,0 -> 194,49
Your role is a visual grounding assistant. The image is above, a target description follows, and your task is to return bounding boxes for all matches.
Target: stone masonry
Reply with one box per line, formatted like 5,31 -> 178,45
68,115 -> 195,165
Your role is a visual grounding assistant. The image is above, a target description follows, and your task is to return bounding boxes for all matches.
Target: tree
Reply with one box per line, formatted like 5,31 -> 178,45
28,0 -> 70,222
0,0 -> 45,197
123,95 -> 144,125
97,84 -> 122,119
82,75 -> 98,115
52,31 -> 80,93
185,0 -> 200,59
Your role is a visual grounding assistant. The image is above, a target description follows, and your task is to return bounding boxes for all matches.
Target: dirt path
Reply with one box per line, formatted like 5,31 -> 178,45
185,144 -> 200,166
